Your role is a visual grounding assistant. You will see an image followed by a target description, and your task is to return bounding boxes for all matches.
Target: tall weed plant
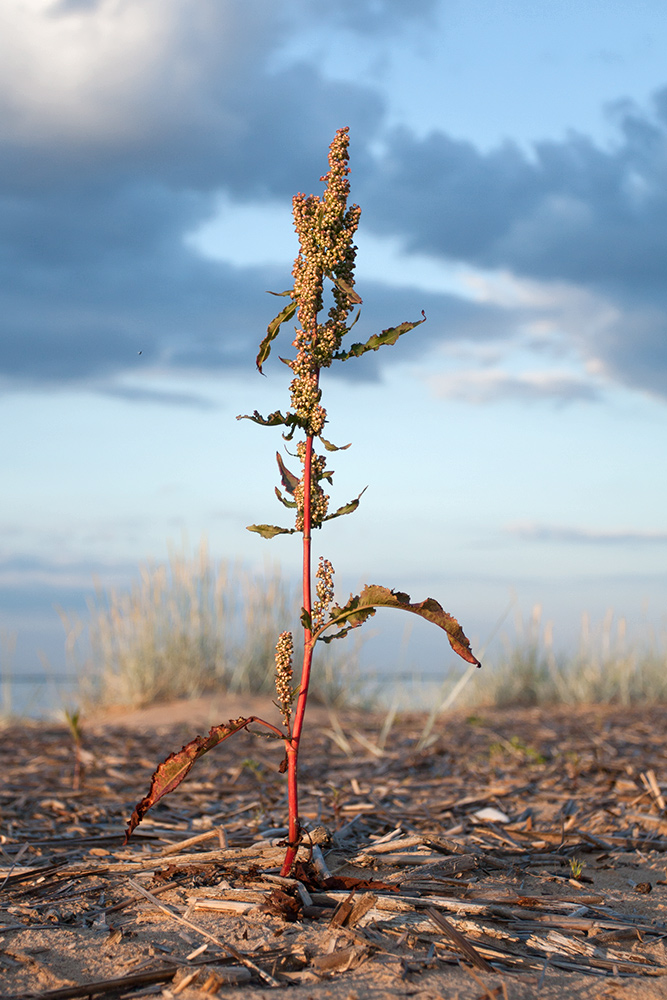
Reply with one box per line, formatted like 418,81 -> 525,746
123,128 -> 479,876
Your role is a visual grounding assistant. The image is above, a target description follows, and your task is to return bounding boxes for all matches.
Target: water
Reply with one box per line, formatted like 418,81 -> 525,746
1,671 -> 80,719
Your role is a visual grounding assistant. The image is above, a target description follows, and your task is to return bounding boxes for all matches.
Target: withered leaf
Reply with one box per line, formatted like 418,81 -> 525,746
259,888 -> 302,922
124,717 -> 255,841
323,585 -> 480,666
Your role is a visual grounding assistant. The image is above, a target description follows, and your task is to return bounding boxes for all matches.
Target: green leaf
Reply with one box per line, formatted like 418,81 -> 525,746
321,584 -> 481,667
276,451 -> 299,495
317,624 -> 361,644
237,409 -> 289,427
347,308 -> 361,333
326,593 -> 377,632
332,274 -> 363,304
333,311 -> 426,362
300,607 -> 312,631
267,289 -> 294,297
247,523 -> 297,539
274,486 -> 297,509
322,487 -> 367,522
124,718 -> 254,841
319,435 -> 352,453
256,293 -> 297,373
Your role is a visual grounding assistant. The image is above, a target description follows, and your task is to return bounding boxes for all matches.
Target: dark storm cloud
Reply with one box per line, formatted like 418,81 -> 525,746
0,4 -> 385,389
4,0 -> 667,401
359,93 -> 667,398
361,99 -> 667,294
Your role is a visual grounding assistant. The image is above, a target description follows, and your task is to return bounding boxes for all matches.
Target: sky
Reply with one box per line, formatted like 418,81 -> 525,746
2,0 -> 667,697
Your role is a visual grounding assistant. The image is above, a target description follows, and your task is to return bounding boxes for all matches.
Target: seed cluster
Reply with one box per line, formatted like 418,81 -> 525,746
274,630 -> 294,728
293,446 -> 330,531
312,557 -> 335,630
286,128 -> 361,532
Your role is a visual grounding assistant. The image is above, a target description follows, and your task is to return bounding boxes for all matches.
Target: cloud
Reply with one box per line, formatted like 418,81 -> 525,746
430,370 -> 601,405
294,0 -> 438,32
507,522 -> 667,545
362,104 -> 667,292
0,551 -> 137,592
98,385 -> 218,409
0,1 -> 383,193
359,95 -> 667,400
2,0 -> 667,407
0,0 -> 386,389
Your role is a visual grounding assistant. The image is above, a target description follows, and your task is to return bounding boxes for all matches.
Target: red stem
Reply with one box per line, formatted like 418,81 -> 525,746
281,432 -> 314,875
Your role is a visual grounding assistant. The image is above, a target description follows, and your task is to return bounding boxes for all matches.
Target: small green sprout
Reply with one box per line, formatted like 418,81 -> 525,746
569,857 -> 584,880
64,707 -> 84,790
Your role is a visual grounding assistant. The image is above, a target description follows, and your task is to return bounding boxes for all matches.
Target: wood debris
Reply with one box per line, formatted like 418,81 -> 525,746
2,703 -> 667,997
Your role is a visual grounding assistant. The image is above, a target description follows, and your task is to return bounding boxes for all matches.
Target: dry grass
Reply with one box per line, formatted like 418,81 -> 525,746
7,551 -> 666,721
385,603 -> 667,730
60,540 -> 363,712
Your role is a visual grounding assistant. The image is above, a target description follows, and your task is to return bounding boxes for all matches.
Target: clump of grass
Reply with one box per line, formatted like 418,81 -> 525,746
409,604 -> 667,718
485,605 -> 560,708
1,631 -> 17,720
481,605 -> 667,708
388,604 -> 667,732
569,857 -> 584,880
64,540 -> 361,710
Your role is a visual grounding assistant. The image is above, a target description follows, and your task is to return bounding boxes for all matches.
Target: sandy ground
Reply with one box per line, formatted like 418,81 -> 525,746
2,698 -> 667,999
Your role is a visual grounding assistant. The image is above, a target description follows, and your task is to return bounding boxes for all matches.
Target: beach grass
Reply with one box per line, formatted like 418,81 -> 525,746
395,602 -> 667,732
5,549 -> 665,720
61,540 -> 362,712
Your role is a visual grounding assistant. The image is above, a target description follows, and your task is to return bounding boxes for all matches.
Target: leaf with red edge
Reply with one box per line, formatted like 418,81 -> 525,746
124,717 -> 256,842
237,409 -> 290,428
322,585 -> 480,667
276,451 -> 299,495
322,487 -> 367,523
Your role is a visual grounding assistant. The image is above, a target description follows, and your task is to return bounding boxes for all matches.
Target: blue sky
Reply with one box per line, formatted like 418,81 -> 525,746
2,0 -> 667,684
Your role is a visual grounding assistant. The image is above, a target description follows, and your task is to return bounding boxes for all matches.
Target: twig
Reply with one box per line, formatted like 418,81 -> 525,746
156,827 -> 227,856
427,906 -> 496,973
127,877 -> 281,988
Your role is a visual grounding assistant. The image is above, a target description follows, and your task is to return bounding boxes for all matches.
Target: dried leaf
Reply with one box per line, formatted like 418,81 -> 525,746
124,718 -> 255,841
276,451 -> 299,495
259,888 -> 302,922
323,585 -> 480,666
